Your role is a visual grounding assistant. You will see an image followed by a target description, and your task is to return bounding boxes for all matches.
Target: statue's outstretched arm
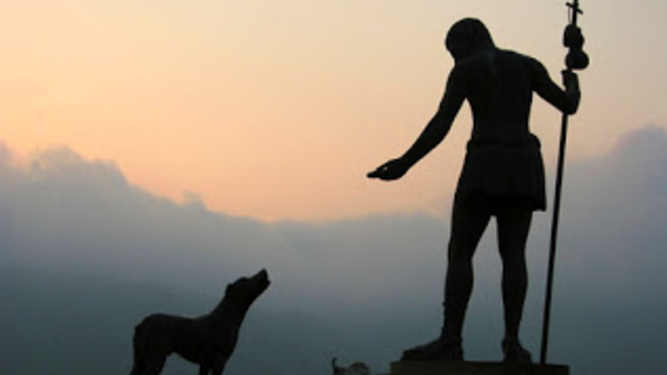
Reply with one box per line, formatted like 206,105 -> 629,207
368,66 -> 466,181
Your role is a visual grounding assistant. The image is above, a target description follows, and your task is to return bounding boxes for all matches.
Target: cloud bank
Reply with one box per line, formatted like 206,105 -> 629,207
2,126 -> 667,375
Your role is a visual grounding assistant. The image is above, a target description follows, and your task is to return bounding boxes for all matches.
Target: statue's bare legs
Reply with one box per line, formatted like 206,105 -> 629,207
402,195 -> 533,362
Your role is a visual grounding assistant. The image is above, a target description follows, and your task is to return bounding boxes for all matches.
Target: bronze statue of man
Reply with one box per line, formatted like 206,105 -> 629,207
368,18 -> 580,362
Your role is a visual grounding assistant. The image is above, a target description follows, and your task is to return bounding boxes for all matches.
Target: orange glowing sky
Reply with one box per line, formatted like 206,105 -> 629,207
2,0 -> 666,221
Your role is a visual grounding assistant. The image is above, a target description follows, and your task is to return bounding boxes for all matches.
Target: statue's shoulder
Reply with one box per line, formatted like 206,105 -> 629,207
499,49 -> 548,76
499,49 -> 538,64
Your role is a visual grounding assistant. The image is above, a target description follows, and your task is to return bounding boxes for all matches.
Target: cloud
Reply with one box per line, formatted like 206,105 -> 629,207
1,126 -> 667,374
532,126 -> 667,374
558,125 -> 667,292
0,144 -> 450,315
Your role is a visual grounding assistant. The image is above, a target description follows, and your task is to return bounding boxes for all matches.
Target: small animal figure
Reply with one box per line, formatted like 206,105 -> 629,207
332,357 -> 371,375
129,269 -> 271,375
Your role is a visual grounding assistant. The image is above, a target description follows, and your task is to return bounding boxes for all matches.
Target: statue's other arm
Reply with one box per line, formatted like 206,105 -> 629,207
368,66 -> 466,181
531,59 -> 581,115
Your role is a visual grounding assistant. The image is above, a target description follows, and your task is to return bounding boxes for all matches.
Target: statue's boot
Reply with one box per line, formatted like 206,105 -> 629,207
502,338 -> 532,363
401,337 -> 463,361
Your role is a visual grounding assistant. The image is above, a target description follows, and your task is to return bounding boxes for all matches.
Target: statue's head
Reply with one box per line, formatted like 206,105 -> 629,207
445,18 -> 495,62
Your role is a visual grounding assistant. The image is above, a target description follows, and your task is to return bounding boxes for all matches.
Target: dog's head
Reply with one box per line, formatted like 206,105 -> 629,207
225,269 -> 271,309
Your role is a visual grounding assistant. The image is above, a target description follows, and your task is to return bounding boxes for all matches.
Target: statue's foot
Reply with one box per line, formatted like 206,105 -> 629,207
401,337 -> 463,361
502,338 -> 532,364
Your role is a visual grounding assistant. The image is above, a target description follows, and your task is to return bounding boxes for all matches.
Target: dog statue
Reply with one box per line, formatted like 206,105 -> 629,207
129,269 -> 271,375
332,358 -> 372,375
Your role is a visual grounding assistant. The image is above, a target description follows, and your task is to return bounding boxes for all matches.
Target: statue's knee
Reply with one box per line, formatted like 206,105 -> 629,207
448,238 -> 477,261
447,246 -> 473,263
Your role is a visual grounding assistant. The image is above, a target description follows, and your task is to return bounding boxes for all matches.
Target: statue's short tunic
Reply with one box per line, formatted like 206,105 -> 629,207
456,133 -> 546,211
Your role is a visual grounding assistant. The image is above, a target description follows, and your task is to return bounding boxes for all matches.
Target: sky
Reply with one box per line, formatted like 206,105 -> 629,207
2,0 -> 666,221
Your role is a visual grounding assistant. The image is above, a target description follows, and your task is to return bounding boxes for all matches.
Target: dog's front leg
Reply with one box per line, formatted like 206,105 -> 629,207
198,363 -> 212,375
210,356 -> 227,375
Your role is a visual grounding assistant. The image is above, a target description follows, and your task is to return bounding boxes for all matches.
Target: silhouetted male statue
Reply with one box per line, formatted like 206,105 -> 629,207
368,18 -> 581,363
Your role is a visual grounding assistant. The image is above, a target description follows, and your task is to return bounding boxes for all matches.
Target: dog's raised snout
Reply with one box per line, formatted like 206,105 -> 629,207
253,269 -> 270,287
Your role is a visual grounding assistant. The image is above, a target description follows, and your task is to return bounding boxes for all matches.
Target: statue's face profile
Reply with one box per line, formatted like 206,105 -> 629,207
445,18 -> 494,62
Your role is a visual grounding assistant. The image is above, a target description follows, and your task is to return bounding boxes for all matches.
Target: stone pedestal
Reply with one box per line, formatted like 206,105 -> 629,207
383,361 -> 569,375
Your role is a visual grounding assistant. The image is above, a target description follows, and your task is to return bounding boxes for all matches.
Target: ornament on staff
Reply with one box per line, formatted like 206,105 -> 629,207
563,0 -> 589,71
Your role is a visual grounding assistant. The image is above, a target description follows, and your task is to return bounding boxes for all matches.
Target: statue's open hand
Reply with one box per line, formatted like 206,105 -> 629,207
367,158 -> 409,181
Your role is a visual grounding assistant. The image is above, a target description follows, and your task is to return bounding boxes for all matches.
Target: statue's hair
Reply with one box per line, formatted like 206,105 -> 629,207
445,18 -> 495,58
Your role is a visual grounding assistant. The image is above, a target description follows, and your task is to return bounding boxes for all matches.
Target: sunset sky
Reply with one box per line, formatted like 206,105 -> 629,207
3,3 -> 667,374
2,0 -> 666,221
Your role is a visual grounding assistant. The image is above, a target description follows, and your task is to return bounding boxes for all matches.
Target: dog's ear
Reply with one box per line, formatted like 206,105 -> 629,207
225,283 -> 233,295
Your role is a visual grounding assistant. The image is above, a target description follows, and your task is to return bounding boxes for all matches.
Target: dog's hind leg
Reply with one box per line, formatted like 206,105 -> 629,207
140,356 -> 167,375
129,350 -> 143,375
130,327 -> 147,375
129,357 -> 146,375
129,363 -> 141,375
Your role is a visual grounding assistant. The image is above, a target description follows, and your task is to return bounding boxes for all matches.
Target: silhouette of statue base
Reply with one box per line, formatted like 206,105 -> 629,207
381,361 -> 569,375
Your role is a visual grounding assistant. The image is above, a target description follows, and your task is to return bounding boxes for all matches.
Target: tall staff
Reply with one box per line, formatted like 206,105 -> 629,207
540,0 -> 589,365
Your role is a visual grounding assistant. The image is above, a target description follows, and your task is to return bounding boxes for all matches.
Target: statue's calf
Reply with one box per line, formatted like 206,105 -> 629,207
130,269 -> 270,375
